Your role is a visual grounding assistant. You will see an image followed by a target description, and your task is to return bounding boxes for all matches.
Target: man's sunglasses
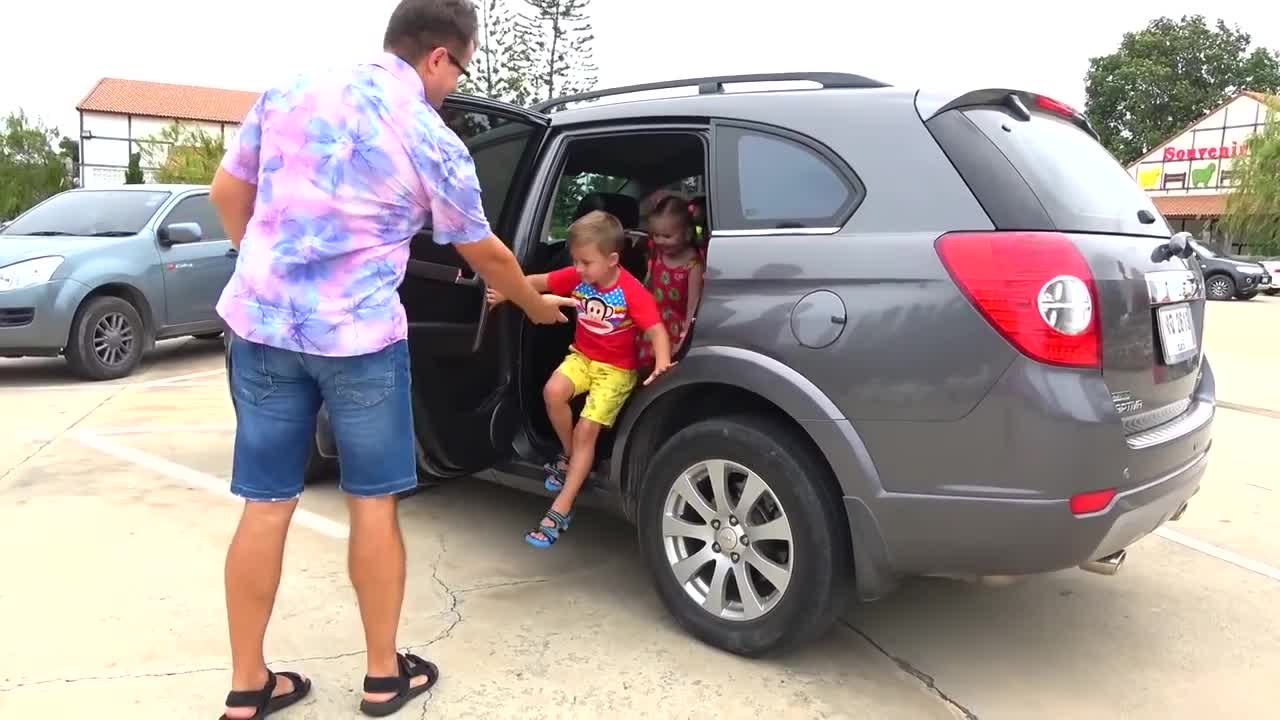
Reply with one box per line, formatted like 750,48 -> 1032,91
446,50 -> 470,79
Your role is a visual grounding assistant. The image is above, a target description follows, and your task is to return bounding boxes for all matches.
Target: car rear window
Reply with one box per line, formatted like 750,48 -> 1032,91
961,108 -> 1170,237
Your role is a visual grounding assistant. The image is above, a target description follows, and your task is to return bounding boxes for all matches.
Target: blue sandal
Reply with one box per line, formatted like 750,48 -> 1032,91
525,509 -> 574,548
544,453 -> 569,492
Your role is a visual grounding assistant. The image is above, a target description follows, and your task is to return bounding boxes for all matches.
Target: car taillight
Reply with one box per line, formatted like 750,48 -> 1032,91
936,231 -> 1101,368
1070,488 -> 1116,515
1035,95 -> 1077,118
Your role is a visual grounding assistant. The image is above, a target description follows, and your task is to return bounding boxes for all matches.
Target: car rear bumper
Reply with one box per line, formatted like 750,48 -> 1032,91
0,279 -> 86,355
860,427 -> 1207,578
835,356 -> 1216,591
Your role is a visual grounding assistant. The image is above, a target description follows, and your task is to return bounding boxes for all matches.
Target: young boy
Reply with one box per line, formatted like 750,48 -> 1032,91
487,210 -> 674,547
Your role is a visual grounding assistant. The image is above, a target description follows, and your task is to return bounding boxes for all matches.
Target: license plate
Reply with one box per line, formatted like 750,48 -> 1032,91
1156,303 -> 1197,364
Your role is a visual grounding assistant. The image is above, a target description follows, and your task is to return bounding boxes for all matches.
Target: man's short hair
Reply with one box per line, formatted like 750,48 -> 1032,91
568,211 -> 625,256
383,0 -> 479,65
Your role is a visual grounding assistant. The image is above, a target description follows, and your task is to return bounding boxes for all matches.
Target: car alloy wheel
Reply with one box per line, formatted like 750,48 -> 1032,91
1206,276 -> 1234,300
92,311 -> 136,368
660,459 -> 794,621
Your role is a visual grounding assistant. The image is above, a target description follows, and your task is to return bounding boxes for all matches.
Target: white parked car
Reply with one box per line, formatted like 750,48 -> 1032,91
1261,258 -> 1280,295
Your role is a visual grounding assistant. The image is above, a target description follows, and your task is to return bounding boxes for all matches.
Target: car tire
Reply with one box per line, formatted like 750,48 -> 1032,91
65,296 -> 146,381
637,413 -> 853,657
1205,274 -> 1235,301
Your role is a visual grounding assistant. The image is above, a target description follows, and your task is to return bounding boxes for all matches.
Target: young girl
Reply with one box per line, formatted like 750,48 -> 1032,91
638,196 -> 704,366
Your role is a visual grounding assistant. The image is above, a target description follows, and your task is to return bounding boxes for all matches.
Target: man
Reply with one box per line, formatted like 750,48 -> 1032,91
209,1 -> 572,717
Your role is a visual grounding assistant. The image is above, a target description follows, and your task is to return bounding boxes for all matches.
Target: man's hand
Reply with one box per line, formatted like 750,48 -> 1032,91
526,294 -> 577,325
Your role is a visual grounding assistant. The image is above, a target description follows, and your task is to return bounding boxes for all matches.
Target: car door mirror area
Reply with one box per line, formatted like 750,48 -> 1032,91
159,222 -> 203,246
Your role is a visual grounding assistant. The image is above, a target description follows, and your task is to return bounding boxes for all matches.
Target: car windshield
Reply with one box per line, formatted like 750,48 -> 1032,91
1189,240 -> 1220,259
0,190 -> 171,237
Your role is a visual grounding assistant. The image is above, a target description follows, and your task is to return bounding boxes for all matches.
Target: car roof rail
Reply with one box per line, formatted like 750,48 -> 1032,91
531,72 -> 890,112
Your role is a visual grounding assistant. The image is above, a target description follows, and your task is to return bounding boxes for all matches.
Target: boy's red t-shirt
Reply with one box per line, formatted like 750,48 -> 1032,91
546,266 -> 661,370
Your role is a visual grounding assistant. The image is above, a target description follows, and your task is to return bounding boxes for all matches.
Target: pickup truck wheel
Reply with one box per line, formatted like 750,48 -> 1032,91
66,296 -> 145,381
637,413 -> 852,657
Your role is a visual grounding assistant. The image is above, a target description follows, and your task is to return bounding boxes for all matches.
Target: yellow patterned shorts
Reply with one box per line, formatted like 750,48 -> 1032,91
555,349 -> 638,428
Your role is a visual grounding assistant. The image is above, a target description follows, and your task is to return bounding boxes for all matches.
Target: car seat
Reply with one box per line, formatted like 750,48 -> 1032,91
550,192 -> 648,280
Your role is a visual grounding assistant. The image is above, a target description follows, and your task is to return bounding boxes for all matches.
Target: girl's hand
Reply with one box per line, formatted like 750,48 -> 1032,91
485,288 -> 506,306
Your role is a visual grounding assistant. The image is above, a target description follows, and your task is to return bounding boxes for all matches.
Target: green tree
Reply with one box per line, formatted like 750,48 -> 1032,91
0,110 -> 67,220
1223,107 -> 1280,256
549,172 -> 624,238
140,122 -> 225,184
459,0 -> 534,105
58,136 -> 80,187
1085,15 -> 1280,165
517,0 -> 598,105
124,151 -> 144,184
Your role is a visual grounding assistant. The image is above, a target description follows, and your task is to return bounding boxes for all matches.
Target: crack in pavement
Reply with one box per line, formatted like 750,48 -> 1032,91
840,620 -> 979,720
1,538 -> 490,696
456,577 -> 552,594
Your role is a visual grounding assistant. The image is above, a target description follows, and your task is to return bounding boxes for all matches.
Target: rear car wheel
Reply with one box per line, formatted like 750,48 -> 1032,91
637,414 -> 852,657
65,296 -> 145,381
1205,274 -> 1235,301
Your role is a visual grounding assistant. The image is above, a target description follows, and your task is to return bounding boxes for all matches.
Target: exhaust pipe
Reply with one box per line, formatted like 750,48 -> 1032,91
1080,549 -> 1126,576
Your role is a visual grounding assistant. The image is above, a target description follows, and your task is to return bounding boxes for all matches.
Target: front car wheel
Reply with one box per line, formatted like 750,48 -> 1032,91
1205,274 -> 1235,300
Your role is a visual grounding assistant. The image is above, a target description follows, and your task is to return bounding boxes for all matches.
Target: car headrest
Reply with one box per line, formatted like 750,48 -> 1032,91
573,192 -> 640,229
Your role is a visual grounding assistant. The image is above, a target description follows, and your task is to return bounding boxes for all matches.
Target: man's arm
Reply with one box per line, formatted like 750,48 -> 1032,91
454,237 -> 564,317
212,92 -> 266,250
486,272 -> 550,305
409,114 -> 571,325
210,167 -> 256,250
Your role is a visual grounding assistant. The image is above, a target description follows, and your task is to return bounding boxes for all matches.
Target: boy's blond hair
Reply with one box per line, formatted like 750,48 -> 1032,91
567,210 -> 625,256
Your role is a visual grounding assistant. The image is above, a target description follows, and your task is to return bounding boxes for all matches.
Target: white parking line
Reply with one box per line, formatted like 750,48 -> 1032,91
90,425 -> 236,437
72,431 -> 349,541
1155,527 -> 1280,583
22,424 -> 236,443
1,368 -> 225,393
132,368 -> 226,388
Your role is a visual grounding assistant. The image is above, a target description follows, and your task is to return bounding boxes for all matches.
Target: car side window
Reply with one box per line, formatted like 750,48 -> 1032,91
160,195 -> 226,241
713,124 -> 861,231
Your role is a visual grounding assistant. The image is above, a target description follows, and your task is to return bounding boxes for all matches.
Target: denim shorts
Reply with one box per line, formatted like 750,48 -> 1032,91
226,333 -> 417,501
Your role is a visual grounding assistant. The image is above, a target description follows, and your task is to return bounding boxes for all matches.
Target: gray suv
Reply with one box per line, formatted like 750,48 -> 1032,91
0,185 -> 234,379
249,74 -> 1216,657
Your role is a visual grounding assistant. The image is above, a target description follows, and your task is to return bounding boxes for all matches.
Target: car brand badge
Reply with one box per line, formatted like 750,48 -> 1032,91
1111,391 -> 1144,414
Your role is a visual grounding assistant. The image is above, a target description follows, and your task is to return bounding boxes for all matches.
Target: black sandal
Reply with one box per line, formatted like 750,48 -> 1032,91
219,670 -> 311,719
359,652 -> 440,717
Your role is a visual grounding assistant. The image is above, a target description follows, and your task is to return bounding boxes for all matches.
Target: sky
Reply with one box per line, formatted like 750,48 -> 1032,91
3,0 -> 1280,140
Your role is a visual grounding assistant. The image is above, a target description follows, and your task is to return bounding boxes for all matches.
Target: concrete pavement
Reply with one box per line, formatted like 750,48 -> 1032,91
1,300 -> 1278,718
